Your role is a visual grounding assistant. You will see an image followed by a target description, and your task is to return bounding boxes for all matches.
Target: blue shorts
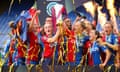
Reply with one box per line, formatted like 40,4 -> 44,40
65,62 -> 75,66
30,60 -> 39,65
42,58 -> 52,65
16,57 -> 25,65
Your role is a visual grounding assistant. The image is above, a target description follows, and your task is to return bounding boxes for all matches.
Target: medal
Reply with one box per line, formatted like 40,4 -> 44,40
49,42 -> 57,48
77,48 -> 79,52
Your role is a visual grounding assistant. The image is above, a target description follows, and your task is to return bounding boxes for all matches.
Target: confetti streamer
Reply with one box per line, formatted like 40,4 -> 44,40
19,0 -> 21,4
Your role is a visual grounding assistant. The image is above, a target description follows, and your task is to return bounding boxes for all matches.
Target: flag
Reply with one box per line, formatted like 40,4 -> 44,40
14,10 -> 30,42
14,1 -> 40,40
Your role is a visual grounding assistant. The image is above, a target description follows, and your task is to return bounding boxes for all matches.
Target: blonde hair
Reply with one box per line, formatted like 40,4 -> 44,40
105,21 -> 113,29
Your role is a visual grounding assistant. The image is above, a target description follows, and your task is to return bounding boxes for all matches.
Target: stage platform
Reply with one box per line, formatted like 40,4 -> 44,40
1,65 -> 120,72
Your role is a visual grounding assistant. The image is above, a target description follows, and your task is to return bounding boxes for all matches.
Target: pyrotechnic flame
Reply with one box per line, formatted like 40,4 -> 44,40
97,6 -> 107,28
83,1 -> 106,28
106,0 -> 117,18
83,1 -> 96,17
106,0 -> 118,33
84,0 -> 118,33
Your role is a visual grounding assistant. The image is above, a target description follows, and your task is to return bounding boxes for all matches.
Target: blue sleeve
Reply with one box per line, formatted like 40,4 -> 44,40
84,36 -> 89,43
14,15 -> 21,27
113,35 -> 118,45
38,34 -> 44,49
4,40 -> 10,55
100,45 -> 107,52
14,10 -> 31,26
40,41 -> 44,49
22,11 -> 31,19
21,17 -> 27,42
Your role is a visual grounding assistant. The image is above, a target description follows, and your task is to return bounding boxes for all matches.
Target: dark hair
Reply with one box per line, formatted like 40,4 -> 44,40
87,23 -> 95,30
75,11 -> 81,17
95,30 -> 101,39
9,21 -> 16,29
91,24 -> 96,30
47,16 -> 52,18
82,16 -> 86,19
9,23 -> 14,28
92,29 -> 101,39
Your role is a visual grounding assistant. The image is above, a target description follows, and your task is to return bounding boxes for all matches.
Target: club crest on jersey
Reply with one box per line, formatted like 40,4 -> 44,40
91,47 -> 99,52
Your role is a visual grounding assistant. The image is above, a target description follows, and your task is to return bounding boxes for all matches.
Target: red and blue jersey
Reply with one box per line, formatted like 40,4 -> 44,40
85,41 -> 107,66
64,29 -> 76,62
75,34 -> 89,65
41,35 -> 55,58
104,33 -> 118,65
27,31 -> 40,62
